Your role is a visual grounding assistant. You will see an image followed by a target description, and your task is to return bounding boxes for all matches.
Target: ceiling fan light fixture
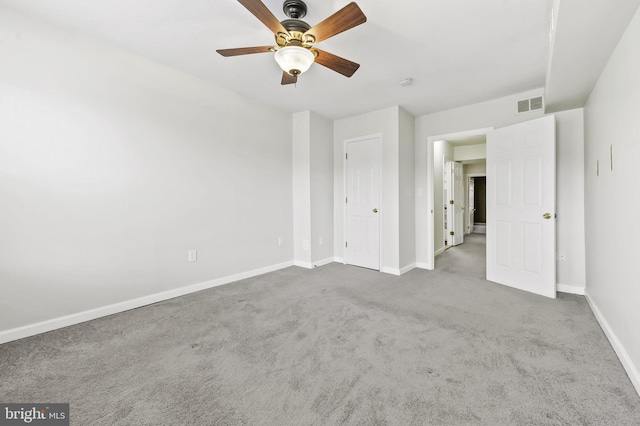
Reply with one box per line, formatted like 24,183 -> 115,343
274,46 -> 314,76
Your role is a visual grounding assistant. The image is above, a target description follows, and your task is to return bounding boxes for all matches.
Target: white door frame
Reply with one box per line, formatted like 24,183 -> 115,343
343,134 -> 382,270
422,127 -> 493,270
467,173 -> 486,234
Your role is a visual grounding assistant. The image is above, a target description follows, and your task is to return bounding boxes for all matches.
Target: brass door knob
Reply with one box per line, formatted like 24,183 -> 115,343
543,213 -> 552,219
373,208 -> 378,213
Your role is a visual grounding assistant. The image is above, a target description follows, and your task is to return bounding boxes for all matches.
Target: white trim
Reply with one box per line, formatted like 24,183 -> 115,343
293,260 -> 314,269
381,267 -> 401,276
0,261 -> 294,345
435,246 -> 446,256
399,263 -> 417,275
334,256 -> 345,263
557,283 -> 586,295
415,262 -> 433,270
312,257 -> 335,268
381,264 -> 417,275
585,293 -> 640,396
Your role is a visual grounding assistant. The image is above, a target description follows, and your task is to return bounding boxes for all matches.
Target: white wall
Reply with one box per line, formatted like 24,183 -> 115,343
454,144 -> 486,162
292,111 -> 333,267
464,163 -> 487,175
399,107 -> 416,271
292,112 -> 312,266
583,6 -> 640,393
0,8 -> 293,335
309,112 -> 334,264
555,109 -> 586,293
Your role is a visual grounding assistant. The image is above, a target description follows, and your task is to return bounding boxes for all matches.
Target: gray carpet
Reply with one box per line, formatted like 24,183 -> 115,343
1,234 -> 639,425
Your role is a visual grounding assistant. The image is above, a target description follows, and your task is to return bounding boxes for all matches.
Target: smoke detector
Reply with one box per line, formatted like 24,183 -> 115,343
399,78 -> 413,87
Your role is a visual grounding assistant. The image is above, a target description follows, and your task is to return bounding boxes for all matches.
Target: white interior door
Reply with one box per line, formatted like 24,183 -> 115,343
452,161 -> 464,245
444,159 -> 453,246
469,178 -> 475,234
487,115 -> 556,298
345,138 -> 380,270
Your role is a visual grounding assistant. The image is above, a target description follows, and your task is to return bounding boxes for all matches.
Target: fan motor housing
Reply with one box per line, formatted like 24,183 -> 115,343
281,19 -> 311,33
277,1 -> 315,47
277,19 -> 313,47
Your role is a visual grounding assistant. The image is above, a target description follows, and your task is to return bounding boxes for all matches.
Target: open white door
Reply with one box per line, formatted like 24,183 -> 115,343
443,159 -> 453,247
452,161 -> 464,245
469,178 -> 475,234
487,115 -> 556,298
345,137 -> 380,270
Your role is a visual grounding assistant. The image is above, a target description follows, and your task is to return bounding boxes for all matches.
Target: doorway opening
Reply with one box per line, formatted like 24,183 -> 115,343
416,126 -> 492,271
469,175 -> 486,234
419,116 -> 555,298
433,135 -> 487,258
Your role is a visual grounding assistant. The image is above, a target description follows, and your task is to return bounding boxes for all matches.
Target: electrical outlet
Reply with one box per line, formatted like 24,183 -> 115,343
558,251 -> 566,261
188,249 -> 197,263
278,237 -> 283,247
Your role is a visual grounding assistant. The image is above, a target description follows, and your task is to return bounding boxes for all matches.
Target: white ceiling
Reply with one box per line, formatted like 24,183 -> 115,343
545,0 -> 640,112
1,0 -> 638,120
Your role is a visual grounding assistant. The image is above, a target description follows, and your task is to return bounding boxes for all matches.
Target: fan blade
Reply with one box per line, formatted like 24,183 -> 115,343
216,46 -> 274,57
281,72 -> 297,85
304,2 -> 366,43
238,0 -> 288,35
313,49 -> 360,77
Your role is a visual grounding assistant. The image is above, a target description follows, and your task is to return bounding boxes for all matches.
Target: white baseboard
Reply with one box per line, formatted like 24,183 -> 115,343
557,283 -> 586,295
399,263 -> 416,275
293,260 -> 313,269
334,256 -> 345,263
381,264 -> 416,276
435,246 -> 445,256
381,267 -> 401,276
415,262 -> 434,270
294,258 -> 335,269
0,261 -> 295,345
585,293 -> 640,397
312,257 -> 335,268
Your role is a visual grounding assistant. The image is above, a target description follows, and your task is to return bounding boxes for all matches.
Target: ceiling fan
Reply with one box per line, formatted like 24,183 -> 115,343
217,0 -> 367,85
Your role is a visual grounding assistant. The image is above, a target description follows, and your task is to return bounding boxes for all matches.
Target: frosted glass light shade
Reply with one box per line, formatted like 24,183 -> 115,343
274,46 -> 314,76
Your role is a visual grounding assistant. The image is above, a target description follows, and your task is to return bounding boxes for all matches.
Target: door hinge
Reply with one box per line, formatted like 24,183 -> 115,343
450,200 -> 454,204
345,197 -> 348,204
450,231 -> 455,236
345,241 -> 348,248
345,153 -> 348,160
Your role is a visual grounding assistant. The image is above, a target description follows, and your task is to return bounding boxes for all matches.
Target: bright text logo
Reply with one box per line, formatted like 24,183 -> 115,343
0,404 -> 68,426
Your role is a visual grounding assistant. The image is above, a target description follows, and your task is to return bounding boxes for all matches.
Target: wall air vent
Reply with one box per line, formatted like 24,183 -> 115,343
516,96 -> 544,114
